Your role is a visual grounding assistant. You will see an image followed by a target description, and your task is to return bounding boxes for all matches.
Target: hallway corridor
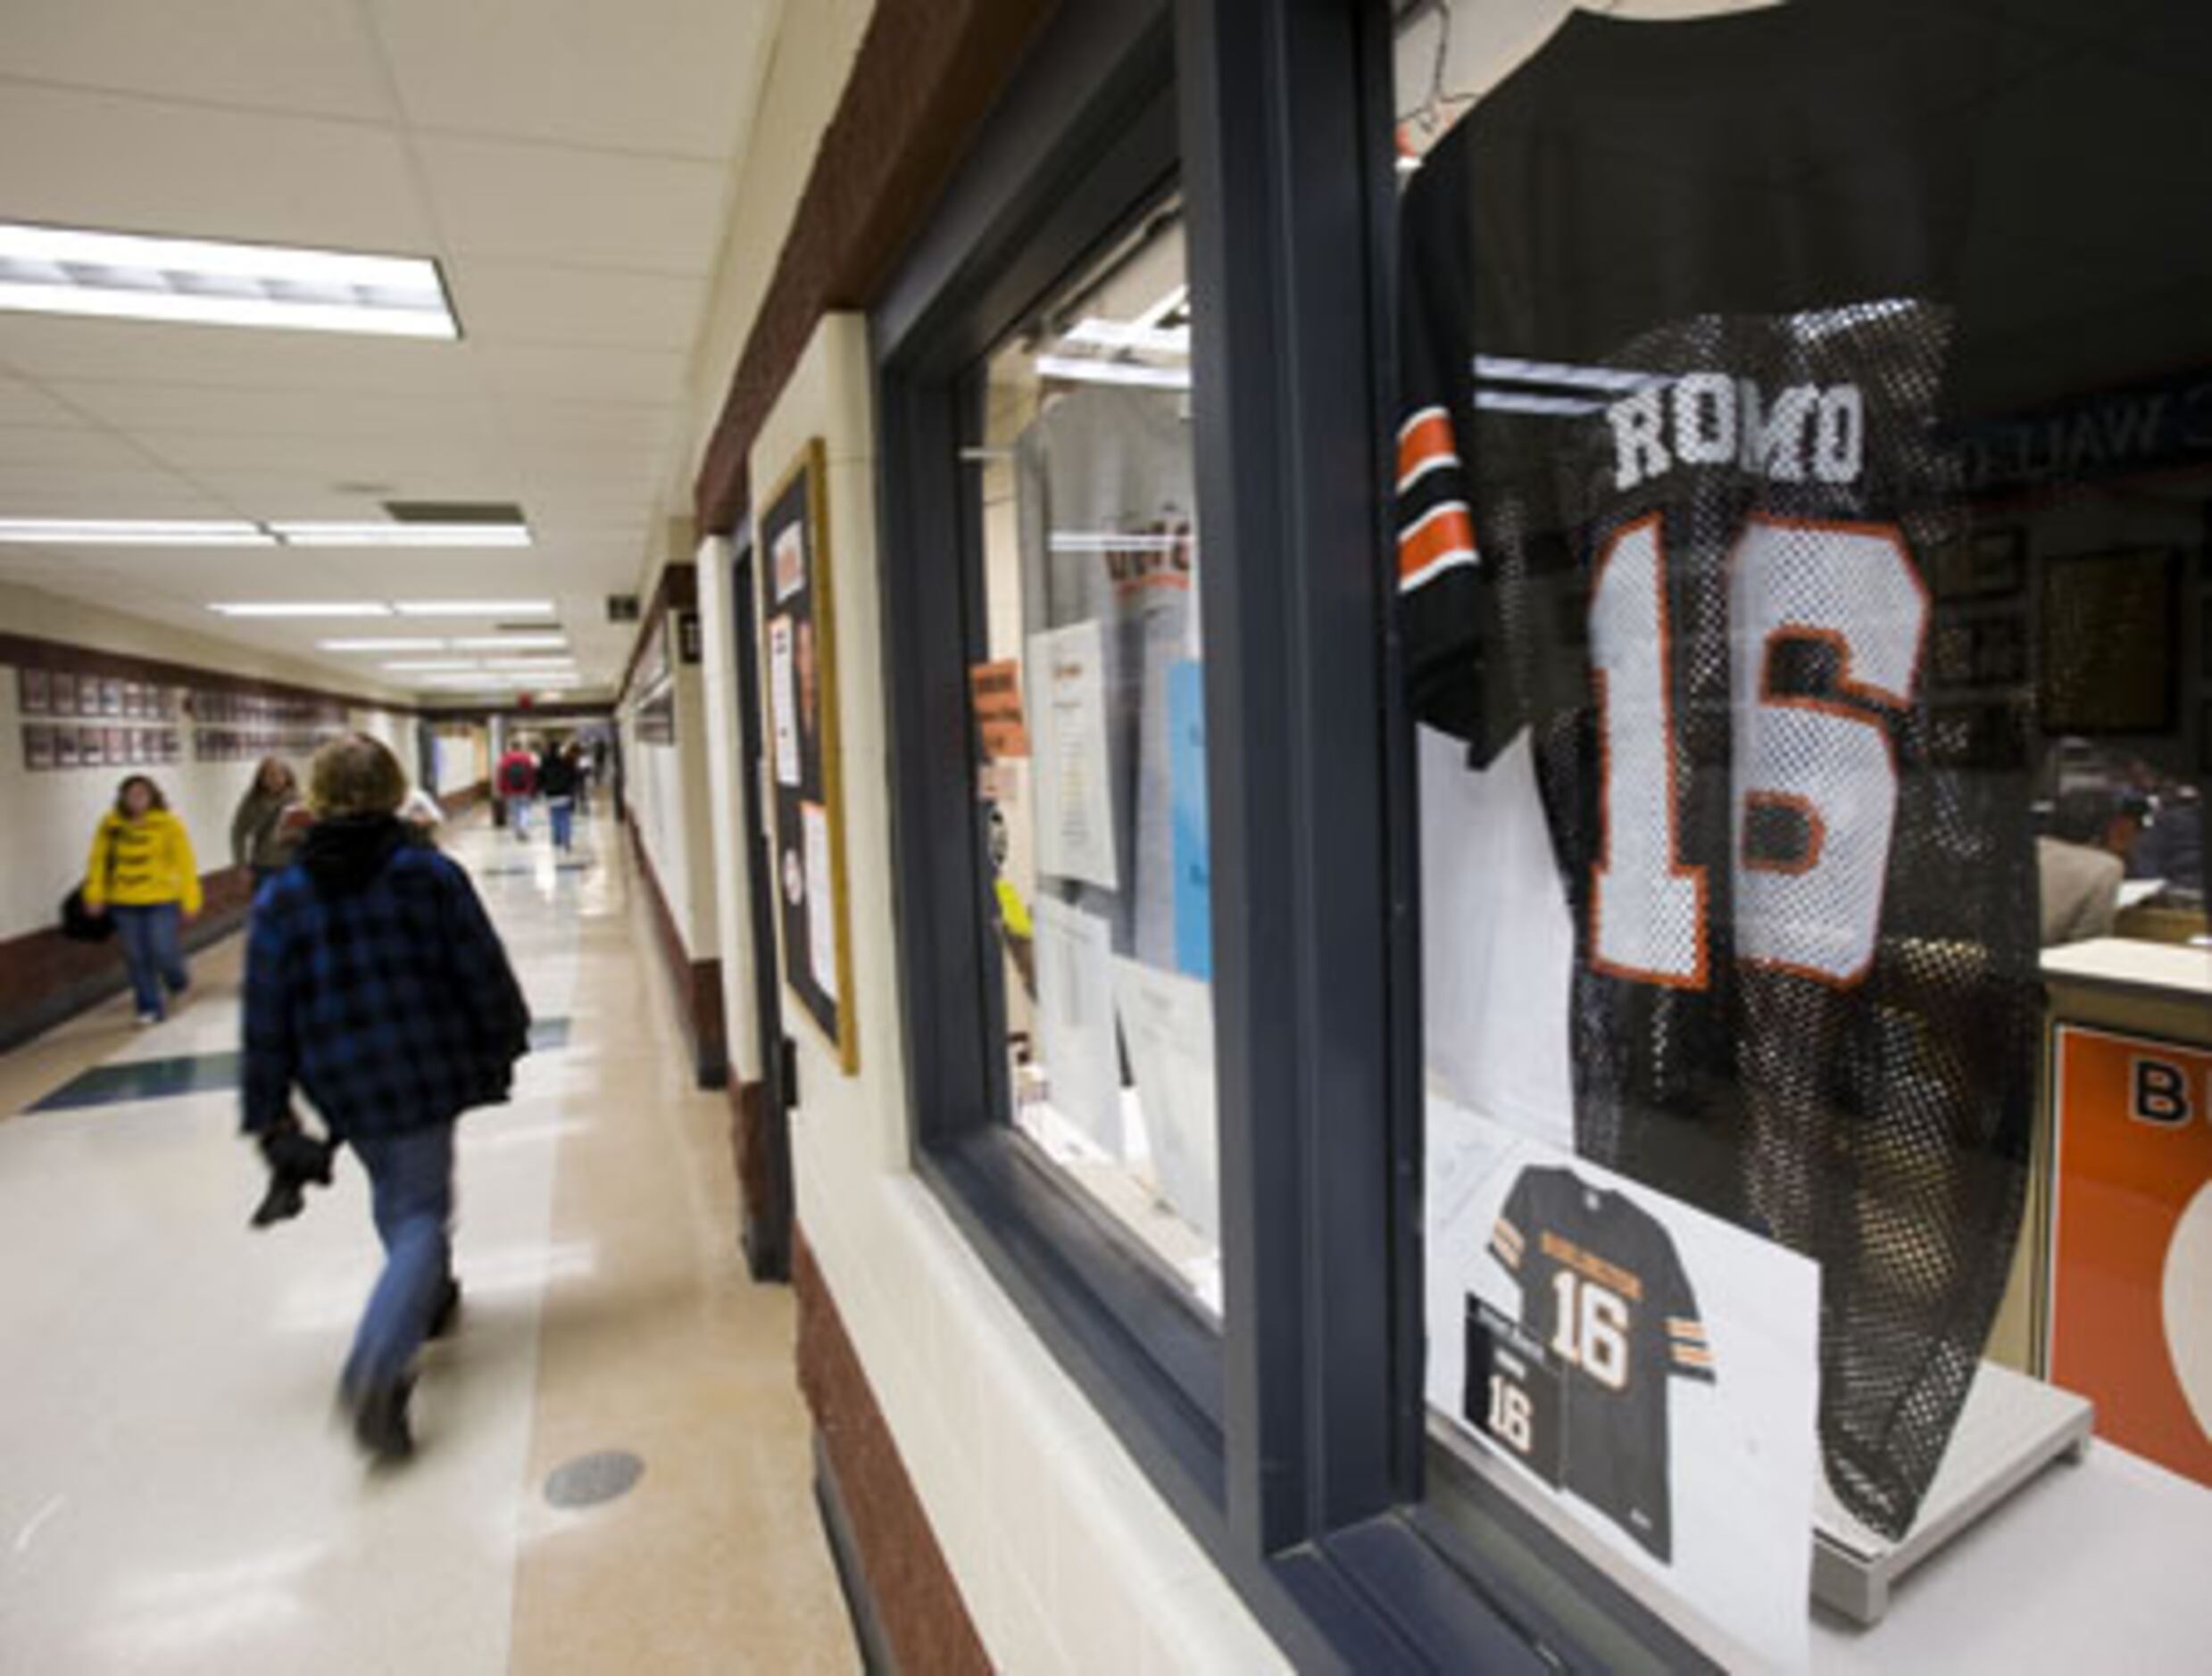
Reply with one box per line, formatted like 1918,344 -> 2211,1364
0,811 -> 857,1674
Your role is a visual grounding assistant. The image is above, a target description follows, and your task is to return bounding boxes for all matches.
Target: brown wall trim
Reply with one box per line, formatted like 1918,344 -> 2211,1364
437,781 -> 491,817
692,0 -> 1054,533
0,628 -> 413,718
794,1227 -> 992,1675
623,809 -> 728,1089
0,866 -> 255,1052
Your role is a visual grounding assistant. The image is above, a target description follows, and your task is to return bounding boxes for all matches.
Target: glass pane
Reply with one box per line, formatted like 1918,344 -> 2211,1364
1394,2 -> 2210,1668
967,197 -> 1221,1319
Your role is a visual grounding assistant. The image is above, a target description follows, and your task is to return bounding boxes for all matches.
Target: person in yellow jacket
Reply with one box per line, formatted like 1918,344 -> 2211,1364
85,775 -> 204,1025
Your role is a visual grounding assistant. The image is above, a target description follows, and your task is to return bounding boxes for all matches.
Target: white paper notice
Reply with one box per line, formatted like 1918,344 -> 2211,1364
769,615 -> 800,788
1112,958 -> 1218,1242
802,800 -> 837,1003
1026,619 -> 1118,890
1031,895 -> 1121,1155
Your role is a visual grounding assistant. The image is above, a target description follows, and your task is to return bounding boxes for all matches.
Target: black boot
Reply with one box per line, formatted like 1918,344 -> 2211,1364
428,1277 -> 462,1340
351,1376 -> 415,1463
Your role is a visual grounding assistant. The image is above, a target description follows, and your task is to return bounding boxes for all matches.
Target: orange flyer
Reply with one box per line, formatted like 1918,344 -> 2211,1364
2050,1025 -> 2212,1488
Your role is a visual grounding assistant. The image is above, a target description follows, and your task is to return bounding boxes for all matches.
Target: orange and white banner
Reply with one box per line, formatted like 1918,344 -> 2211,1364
2050,1024 -> 2212,1488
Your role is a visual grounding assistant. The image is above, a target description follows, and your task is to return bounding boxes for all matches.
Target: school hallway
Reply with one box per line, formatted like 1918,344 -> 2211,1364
0,809 -> 858,1675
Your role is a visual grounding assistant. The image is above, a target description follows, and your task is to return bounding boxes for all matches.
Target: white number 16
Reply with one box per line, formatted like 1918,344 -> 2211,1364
1588,512 -> 1928,991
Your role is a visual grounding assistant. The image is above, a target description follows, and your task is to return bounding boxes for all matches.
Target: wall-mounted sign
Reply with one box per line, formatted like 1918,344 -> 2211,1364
2050,1024 -> 2212,1489
758,437 -> 857,1074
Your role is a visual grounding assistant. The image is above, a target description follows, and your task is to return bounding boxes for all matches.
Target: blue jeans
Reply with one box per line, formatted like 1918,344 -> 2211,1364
344,1124 -> 455,1398
111,903 -> 187,1019
508,795 -> 532,839
548,797 -> 574,850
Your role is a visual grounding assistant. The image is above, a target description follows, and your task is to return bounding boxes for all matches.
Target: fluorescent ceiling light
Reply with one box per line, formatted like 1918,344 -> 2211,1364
449,635 -> 566,651
318,637 -> 446,652
1034,354 -> 1191,391
1061,318 -> 1190,355
273,522 -> 528,548
393,600 -> 555,618
479,657 -> 577,671
0,222 -> 456,338
210,602 -> 389,618
382,660 -> 479,672
0,518 -> 272,546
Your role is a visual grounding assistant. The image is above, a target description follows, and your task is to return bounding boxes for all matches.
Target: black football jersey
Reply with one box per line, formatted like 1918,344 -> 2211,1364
1400,3 -> 2039,1540
1487,1167 -> 1712,1562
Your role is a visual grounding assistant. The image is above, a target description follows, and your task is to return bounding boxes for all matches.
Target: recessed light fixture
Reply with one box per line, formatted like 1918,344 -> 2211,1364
210,602 -> 390,618
393,600 -> 555,618
449,635 -> 567,651
382,660 -> 479,672
1060,318 -> 1190,355
1034,353 -> 1192,391
0,222 -> 457,338
319,637 -> 446,652
480,658 -> 577,671
0,518 -> 273,545
272,521 -> 529,548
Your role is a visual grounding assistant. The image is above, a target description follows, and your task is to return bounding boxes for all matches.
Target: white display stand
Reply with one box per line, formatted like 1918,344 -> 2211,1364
1810,1360 -> 2093,1625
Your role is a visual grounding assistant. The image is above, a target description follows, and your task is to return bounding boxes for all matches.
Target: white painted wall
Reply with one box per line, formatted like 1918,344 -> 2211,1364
733,316 -> 1288,1673
695,535 -> 765,1083
619,615 -> 719,961
0,580 -> 420,942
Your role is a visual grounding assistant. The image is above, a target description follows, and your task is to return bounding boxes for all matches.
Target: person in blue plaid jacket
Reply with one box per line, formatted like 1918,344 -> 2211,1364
243,732 -> 530,1461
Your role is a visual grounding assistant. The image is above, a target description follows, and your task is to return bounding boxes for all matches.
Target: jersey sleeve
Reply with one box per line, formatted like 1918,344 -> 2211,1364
1395,155 -> 1485,748
1488,1167 -> 1534,1276
1659,1236 -> 1715,1385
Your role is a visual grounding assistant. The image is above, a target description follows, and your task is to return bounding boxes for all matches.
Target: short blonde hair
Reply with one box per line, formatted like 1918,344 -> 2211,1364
309,733 -> 407,817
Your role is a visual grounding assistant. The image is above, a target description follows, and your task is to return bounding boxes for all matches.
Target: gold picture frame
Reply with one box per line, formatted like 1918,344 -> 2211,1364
758,436 -> 859,1074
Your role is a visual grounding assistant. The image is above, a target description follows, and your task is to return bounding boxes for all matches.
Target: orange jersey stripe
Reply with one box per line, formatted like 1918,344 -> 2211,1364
1398,502 -> 1476,585
1396,408 -> 1458,488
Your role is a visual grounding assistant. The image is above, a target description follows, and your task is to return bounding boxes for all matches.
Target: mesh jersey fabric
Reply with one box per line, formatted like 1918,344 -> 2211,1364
1489,1166 -> 1712,1562
1399,3 -> 2040,1539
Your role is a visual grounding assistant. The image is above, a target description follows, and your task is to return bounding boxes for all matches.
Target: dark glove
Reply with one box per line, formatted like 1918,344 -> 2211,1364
251,1121 -> 337,1229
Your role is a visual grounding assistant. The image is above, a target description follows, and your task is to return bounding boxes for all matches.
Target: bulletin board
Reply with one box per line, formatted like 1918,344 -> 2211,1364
758,437 -> 858,1074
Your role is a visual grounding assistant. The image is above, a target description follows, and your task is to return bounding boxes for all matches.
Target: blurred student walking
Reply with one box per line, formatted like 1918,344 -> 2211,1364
242,735 -> 530,1460
83,774 -> 202,1025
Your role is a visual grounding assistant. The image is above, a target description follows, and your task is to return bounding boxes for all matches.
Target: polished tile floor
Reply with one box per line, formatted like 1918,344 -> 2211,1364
0,812 -> 857,1674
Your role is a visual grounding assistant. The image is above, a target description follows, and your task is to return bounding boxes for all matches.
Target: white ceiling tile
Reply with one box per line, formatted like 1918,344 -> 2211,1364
447,261 -> 706,350
0,463 -> 228,515
0,427 -> 147,468
0,316 -> 480,396
0,375 -> 97,427
472,343 -> 686,405
0,84 -> 433,251
415,134 -> 726,273
0,1 -> 392,121
369,0 -> 776,158
48,382 -> 499,438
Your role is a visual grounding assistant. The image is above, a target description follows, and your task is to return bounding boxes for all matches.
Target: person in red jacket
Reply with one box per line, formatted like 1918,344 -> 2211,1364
494,737 -> 539,842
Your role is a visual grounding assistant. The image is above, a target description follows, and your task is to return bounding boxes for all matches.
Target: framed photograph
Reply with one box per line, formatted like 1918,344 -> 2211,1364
101,677 -> 121,716
1927,524 -> 2027,602
19,667 -> 50,715
80,726 -> 104,767
132,730 -> 150,764
121,682 -> 139,718
105,726 -> 125,763
2040,548 -> 2177,734
22,724 -> 54,771
161,729 -> 179,763
756,436 -> 858,1074
55,726 -> 79,767
52,671 -> 76,715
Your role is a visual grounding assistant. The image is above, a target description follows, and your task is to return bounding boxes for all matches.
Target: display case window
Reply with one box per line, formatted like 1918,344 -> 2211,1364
963,200 -> 1222,1318
1394,0 -> 2211,1664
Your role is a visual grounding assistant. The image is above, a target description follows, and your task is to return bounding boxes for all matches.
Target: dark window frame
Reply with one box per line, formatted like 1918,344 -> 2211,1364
873,1 -> 1695,1666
